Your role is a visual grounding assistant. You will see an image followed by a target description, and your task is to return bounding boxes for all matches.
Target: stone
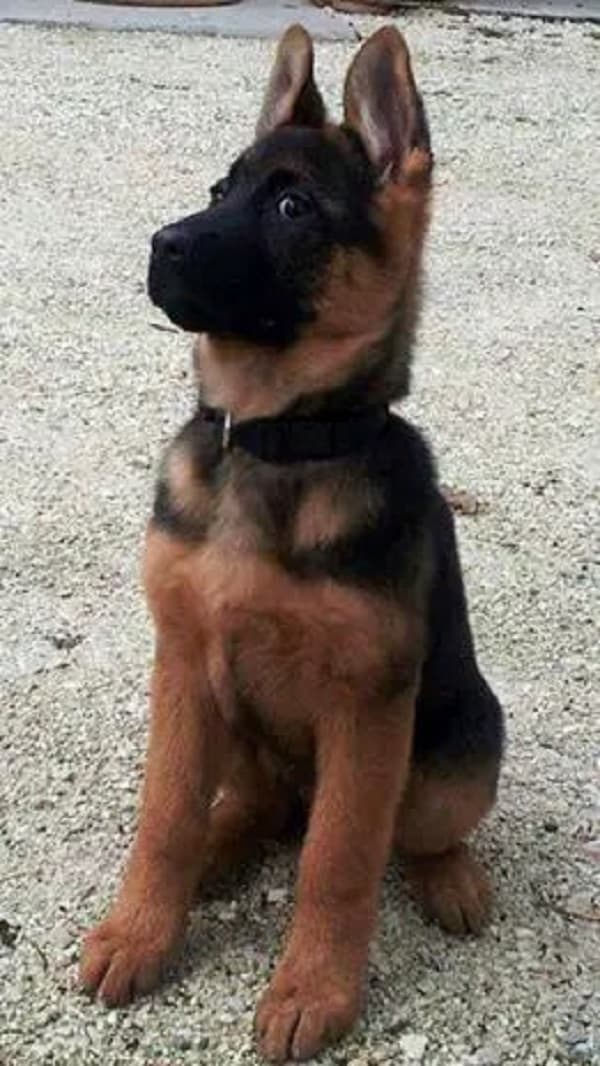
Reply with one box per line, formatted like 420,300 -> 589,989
266,887 -> 288,904
472,1046 -> 502,1066
399,1033 -> 428,1061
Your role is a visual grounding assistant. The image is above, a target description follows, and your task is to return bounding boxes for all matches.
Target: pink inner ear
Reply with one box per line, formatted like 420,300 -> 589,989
272,80 -> 297,130
342,28 -> 429,183
357,94 -> 396,175
256,26 -> 326,138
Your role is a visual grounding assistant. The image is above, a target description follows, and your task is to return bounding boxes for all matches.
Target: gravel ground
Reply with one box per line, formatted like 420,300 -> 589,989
0,12 -> 598,1066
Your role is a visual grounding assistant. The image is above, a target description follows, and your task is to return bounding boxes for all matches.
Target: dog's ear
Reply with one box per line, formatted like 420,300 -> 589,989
256,24 -> 326,139
343,27 -> 431,183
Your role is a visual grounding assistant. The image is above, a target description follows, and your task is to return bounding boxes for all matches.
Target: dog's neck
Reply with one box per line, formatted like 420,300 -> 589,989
193,301 -> 416,422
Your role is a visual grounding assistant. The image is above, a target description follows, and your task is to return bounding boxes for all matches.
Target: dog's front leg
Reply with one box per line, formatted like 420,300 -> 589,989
80,636 -> 227,1005
256,688 -> 415,1063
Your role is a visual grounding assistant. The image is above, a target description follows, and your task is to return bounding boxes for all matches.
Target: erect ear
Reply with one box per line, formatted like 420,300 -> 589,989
256,24 -> 326,139
343,27 -> 432,184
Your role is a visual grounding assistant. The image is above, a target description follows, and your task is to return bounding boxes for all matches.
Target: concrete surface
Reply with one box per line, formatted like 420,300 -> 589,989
0,10 -> 599,1066
453,0 -> 600,22
400,0 -> 600,23
0,0 -> 356,40
2,0 -> 600,37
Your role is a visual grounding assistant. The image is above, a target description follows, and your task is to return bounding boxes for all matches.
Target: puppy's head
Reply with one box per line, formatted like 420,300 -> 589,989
148,26 -> 433,413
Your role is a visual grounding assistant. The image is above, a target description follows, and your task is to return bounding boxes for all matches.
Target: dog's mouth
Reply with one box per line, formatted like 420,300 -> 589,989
147,257 -> 212,334
147,252 -> 303,347
147,215 -> 261,337
151,291 -> 206,334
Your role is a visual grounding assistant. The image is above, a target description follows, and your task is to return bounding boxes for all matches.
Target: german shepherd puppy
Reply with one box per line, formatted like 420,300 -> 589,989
81,26 -> 504,1062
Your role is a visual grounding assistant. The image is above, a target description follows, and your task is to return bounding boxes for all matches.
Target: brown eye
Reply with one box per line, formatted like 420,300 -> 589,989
210,180 -> 228,205
277,192 -> 312,220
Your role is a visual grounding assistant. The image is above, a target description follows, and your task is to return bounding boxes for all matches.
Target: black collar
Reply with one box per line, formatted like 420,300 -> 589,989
199,403 -> 390,464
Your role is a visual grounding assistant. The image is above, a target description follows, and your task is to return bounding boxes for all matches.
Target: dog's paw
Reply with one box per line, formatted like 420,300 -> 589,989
407,843 -> 492,935
255,957 -> 360,1063
80,910 -> 182,1006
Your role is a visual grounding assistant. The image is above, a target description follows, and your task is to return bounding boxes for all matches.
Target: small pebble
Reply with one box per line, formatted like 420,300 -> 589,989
51,925 -> 74,952
567,1040 -> 594,1063
266,888 -> 288,904
399,1032 -> 428,1061
516,926 -> 535,939
471,1046 -> 502,1066
216,902 -> 238,922
386,1012 -> 410,1036
543,817 -> 559,832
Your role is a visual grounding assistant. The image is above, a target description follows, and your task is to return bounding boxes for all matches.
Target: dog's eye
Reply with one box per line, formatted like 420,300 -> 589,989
210,180 -> 229,205
277,192 -> 312,221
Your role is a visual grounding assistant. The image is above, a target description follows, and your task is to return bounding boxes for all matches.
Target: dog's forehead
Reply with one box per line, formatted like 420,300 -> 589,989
234,127 -> 358,186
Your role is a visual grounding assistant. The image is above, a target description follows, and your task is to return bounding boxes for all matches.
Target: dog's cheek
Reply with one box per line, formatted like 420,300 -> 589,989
313,244 -> 394,339
267,218 -> 331,312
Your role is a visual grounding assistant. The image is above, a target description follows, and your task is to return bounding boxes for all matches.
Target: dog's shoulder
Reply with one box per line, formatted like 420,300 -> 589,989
152,410 -> 222,541
374,412 -> 436,510
287,414 -> 437,594
151,407 -> 438,602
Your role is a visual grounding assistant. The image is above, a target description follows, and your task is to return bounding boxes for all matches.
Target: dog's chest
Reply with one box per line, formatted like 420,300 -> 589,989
149,474 -> 391,754
201,542 -> 384,743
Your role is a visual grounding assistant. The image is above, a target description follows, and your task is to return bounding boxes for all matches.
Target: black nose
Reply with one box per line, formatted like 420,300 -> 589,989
151,226 -> 186,262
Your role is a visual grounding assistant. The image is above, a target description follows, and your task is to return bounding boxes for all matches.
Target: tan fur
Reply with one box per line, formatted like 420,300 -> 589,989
294,483 -> 352,551
200,743 -> 294,884
82,520 -> 421,1011
80,603 -> 229,1005
256,684 -> 417,1062
165,444 -> 212,527
194,327 -> 384,420
405,845 -> 493,936
293,472 -> 382,552
395,766 -> 497,935
145,526 -> 420,713
396,765 -> 496,855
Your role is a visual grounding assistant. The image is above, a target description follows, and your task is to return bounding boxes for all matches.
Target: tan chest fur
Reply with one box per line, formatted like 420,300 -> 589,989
144,462 -> 412,760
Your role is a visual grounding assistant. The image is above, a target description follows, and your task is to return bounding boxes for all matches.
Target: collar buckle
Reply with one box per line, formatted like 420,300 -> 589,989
222,410 -> 232,450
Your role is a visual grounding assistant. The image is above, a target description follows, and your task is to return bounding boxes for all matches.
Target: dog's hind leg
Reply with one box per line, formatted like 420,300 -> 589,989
198,742 -> 295,887
395,753 -> 499,935
396,487 -> 504,935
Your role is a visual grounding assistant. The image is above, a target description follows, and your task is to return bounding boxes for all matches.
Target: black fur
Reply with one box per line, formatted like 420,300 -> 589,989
148,127 -> 377,347
153,410 -> 504,775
